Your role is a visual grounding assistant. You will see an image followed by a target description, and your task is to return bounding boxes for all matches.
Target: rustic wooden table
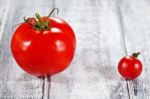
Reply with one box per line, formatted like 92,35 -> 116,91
0,0 -> 150,99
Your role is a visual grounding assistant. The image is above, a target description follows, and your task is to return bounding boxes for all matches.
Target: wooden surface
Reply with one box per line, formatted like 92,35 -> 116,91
0,0 -> 149,99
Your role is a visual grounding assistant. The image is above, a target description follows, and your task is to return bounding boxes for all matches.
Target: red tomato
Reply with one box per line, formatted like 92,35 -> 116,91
11,13 -> 76,76
118,52 -> 143,80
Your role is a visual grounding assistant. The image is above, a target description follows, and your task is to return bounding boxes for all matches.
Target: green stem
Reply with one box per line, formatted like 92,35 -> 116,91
132,52 -> 140,58
35,13 -> 48,31
35,13 -> 43,25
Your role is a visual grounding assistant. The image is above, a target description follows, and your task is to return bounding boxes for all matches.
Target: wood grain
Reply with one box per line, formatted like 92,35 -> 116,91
0,0 -> 9,42
49,0 -> 129,99
119,0 -> 150,99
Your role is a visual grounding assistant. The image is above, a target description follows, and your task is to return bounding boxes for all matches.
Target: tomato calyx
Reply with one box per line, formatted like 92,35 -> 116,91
24,8 -> 59,31
34,13 -> 49,31
132,52 -> 140,58
24,13 -> 49,31
12,8 -> 60,32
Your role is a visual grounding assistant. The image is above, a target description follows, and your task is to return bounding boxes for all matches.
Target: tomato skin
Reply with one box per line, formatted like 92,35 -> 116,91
118,56 -> 143,80
11,17 -> 76,76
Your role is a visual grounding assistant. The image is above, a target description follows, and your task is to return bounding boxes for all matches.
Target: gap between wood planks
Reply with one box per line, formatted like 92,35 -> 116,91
117,0 -> 135,99
42,76 -> 51,99
42,0 -> 56,99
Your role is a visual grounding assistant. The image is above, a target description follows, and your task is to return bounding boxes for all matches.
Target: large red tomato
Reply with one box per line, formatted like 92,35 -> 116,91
11,13 -> 76,76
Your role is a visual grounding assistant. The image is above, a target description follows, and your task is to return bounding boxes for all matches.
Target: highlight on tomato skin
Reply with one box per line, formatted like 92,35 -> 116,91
11,12 -> 76,77
118,52 -> 143,80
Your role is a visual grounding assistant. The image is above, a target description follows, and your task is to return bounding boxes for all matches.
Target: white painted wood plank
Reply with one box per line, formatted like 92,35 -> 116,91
0,0 -> 53,98
119,0 -> 150,99
49,0 -> 129,99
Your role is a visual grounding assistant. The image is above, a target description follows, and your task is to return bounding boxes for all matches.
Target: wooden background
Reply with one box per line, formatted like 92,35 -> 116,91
0,0 -> 150,99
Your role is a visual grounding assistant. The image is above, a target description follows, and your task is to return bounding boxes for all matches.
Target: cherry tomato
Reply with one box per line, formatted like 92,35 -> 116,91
118,52 -> 143,80
11,13 -> 76,76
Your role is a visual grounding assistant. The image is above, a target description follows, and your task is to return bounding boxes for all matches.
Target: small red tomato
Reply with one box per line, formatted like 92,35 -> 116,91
11,13 -> 76,76
118,52 -> 143,80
